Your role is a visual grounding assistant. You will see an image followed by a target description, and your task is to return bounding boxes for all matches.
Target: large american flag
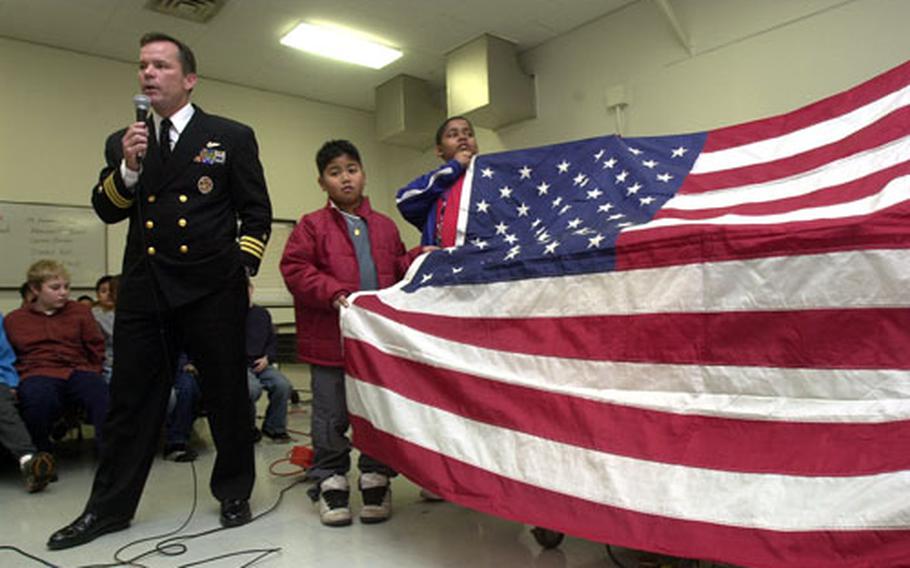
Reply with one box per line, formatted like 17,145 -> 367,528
342,60 -> 910,567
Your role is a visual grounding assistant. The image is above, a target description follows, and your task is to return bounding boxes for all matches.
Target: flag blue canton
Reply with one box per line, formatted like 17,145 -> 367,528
402,132 -> 706,292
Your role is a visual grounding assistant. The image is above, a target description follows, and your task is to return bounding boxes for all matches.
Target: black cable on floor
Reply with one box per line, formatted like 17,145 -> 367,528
0,545 -> 60,567
607,544 -> 631,568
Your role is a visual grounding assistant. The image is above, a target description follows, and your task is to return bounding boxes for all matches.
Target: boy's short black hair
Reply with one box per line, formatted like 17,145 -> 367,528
316,140 -> 362,176
95,274 -> 113,293
77,295 -> 94,303
435,115 -> 473,146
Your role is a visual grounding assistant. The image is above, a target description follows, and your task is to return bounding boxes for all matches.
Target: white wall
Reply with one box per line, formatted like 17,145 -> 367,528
2,0 -> 908,312
0,37 -> 424,314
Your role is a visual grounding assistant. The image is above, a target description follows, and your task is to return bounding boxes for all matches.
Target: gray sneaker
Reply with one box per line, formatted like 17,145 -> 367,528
317,474 -> 352,527
359,472 -> 391,524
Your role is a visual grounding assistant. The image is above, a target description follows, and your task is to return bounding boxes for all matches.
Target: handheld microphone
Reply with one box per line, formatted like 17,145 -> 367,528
132,94 -> 151,167
133,94 -> 150,123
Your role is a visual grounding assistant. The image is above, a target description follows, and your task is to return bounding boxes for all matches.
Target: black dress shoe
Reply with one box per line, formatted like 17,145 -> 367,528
47,511 -> 130,550
220,498 -> 252,528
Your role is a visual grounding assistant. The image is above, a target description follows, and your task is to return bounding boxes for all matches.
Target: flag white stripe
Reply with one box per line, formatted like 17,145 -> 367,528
348,379 -> 910,530
669,135 -> 910,211
367,248 -> 910,319
343,305 -> 910,422
690,82 -> 910,174
632,172 -> 910,230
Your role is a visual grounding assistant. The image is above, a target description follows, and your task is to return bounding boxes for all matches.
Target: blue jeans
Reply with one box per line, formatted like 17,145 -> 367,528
165,368 -> 201,446
16,371 -> 109,452
248,366 -> 291,434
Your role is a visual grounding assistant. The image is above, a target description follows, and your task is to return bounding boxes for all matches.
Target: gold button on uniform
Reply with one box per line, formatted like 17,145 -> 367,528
178,218 -> 187,227
145,220 -> 154,229
147,246 -> 156,255
179,245 -> 188,254
178,194 -> 188,203
147,195 -> 156,203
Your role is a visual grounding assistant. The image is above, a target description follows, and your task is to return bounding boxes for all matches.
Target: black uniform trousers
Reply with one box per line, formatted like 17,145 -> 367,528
86,271 -> 254,520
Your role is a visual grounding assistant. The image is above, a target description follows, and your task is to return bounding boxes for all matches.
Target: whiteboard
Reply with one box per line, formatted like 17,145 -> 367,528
250,219 -> 294,306
0,201 -> 107,288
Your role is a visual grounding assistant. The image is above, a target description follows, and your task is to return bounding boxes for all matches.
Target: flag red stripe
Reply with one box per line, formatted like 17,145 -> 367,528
678,107 -> 910,195
617,201 -> 910,270
353,295 -> 910,369
351,416 -> 910,568
346,339 -> 910,475
701,61 -> 910,153
659,160 -> 910,220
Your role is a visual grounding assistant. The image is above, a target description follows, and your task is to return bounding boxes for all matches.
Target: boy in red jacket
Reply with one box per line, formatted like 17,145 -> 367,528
280,140 -> 429,527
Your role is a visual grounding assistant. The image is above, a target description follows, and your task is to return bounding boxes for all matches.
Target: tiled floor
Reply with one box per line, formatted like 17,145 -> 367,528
0,365 -> 713,568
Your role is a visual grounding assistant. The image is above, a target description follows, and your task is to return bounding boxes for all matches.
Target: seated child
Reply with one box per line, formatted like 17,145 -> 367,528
246,281 -> 292,442
0,312 -> 56,492
3,260 -> 109,454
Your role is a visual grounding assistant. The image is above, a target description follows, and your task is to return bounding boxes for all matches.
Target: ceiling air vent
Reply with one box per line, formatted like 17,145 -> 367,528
145,0 -> 228,23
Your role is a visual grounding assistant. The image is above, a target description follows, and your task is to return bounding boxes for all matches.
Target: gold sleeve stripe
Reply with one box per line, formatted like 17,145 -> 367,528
239,236 -> 266,255
239,242 -> 265,259
103,173 -> 133,209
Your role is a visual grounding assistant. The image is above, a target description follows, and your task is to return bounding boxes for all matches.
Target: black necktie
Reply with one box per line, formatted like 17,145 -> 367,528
159,118 -> 172,163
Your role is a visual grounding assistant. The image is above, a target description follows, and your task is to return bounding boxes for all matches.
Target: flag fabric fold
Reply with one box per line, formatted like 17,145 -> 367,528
341,60 -> 910,568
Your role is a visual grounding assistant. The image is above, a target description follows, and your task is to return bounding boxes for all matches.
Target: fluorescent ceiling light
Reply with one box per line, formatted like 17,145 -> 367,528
280,22 -> 402,69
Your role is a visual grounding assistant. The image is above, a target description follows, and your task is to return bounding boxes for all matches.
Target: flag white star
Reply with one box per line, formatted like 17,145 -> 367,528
598,202 -> 614,213
543,240 -> 561,254
551,196 -> 563,208
626,182 -> 642,196
452,266 -> 463,274
421,273 -> 433,283
594,149 -> 605,161
567,217 -> 583,229
499,186 -> 513,198
481,167 -> 494,178
516,203 -> 530,217
518,165 -> 532,179
574,227 -> 593,235
503,233 -> 518,244
642,159 -> 657,169
536,182 -> 551,196
586,188 -> 603,199
504,245 -> 521,260
588,233 -> 605,248
603,157 -> 617,169
573,173 -> 587,185
537,230 -> 551,243
494,221 -> 509,235
671,146 -> 688,158
657,172 -> 674,182
639,196 -> 656,206
628,147 -> 643,155
608,213 -> 625,221
471,238 -> 489,249
617,221 -> 634,228
476,200 -> 490,213
558,204 -> 572,215
556,160 -> 570,173
615,170 -> 629,183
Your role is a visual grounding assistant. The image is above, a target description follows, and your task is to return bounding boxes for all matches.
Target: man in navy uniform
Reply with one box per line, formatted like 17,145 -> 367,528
48,32 -> 272,550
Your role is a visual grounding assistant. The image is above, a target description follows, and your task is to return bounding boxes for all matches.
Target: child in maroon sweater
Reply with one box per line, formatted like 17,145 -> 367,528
4,260 -> 109,453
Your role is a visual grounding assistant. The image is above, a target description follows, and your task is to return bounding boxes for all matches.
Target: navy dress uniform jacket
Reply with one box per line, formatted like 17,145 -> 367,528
92,105 -> 272,310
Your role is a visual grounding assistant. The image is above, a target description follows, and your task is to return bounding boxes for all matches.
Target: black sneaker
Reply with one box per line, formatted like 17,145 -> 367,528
163,443 -> 198,462
21,452 -> 55,493
317,475 -> 352,527
359,473 -> 391,524
262,429 -> 292,442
